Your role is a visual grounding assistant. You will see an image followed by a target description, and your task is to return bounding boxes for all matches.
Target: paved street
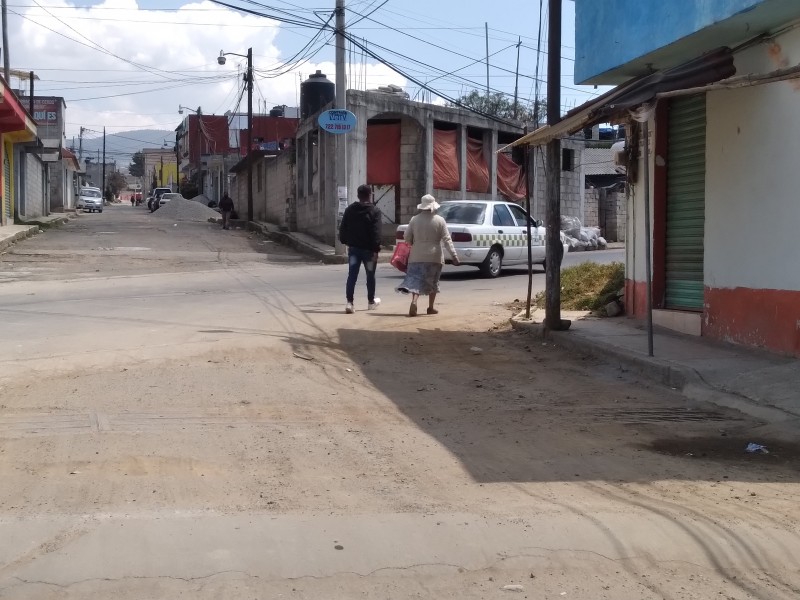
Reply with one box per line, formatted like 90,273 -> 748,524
1,205 -> 798,599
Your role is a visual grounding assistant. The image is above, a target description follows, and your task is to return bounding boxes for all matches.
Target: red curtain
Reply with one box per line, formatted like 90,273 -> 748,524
367,123 -> 401,185
433,129 -> 460,190
466,137 -> 489,193
497,152 -> 526,200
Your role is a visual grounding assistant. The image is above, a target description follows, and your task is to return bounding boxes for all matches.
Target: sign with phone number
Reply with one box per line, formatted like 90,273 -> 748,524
318,109 -> 357,134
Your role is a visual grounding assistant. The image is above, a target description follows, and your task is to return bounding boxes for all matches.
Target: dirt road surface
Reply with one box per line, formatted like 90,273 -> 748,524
1,206 -> 798,599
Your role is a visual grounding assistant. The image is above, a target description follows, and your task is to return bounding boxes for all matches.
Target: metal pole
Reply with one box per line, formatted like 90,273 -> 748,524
102,127 -> 106,203
643,119 -> 654,356
485,22 -> 490,98
513,38 -> 521,120
545,0 -> 566,331
334,0 -> 346,255
175,132 -> 180,193
246,47 -> 254,222
1,0 -> 9,83
524,127 -> 533,319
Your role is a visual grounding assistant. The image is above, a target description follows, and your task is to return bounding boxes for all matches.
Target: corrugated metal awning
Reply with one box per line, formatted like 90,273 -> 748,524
502,47 -> 736,150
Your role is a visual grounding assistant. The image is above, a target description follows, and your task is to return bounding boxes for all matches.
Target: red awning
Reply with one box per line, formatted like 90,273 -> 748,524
0,83 -> 36,137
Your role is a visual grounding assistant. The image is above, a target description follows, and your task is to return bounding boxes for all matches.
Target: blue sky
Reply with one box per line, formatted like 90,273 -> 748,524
8,1 -> 605,147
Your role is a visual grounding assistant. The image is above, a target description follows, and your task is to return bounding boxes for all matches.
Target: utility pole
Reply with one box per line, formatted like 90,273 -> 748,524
485,22 -> 490,98
334,0 -> 346,255
79,127 -> 84,160
545,0 -> 568,331
175,132 -> 180,193
513,37 -> 521,120
1,0 -> 9,83
246,47 -> 253,222
102,127 -> 106,203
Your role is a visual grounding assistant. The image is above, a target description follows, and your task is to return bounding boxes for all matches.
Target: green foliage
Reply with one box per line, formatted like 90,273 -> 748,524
534,262 -> 625,311
128,151 -> 145,177
449,90 -> 545,124
106,171 -> 128,196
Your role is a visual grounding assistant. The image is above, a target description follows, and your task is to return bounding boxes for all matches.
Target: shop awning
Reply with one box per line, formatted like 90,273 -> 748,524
0,81 -> 37,141
502,47 -> 736,150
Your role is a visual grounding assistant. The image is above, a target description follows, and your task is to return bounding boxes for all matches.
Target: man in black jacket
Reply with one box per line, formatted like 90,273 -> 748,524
339,184 -> 382,314
219,193 -> 235,230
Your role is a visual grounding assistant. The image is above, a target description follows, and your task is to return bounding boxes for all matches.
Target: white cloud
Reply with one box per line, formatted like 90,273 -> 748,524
8,1 -> 406,141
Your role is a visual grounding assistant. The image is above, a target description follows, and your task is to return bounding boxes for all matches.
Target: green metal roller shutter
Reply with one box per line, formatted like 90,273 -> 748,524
665,95 -> 706,311
3,151 -> 10,222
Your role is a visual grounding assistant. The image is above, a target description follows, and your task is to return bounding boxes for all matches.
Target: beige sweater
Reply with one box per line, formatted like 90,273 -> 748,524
405,211 -> 457,264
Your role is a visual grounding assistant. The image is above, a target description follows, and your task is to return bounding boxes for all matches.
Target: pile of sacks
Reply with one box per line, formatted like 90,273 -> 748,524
561,216 -> 607,251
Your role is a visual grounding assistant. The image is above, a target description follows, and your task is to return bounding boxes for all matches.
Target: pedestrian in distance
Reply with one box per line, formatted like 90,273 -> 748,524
339,184 -> 382,314
396,194 -> 460,317
219,192 -> 234,230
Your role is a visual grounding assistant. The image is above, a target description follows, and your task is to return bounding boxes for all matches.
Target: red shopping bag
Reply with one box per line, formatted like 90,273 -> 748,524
390,242 -> 410,273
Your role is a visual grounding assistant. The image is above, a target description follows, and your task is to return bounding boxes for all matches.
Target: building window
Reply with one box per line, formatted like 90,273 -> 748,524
562,148 -> 575,172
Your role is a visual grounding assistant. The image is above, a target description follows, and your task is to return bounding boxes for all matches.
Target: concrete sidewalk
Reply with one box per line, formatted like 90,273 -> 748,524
0,213 -> 76,253
512,312 -> 800,423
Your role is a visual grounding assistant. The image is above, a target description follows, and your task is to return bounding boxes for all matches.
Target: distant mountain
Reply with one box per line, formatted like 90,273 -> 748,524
70,129 -> 176,169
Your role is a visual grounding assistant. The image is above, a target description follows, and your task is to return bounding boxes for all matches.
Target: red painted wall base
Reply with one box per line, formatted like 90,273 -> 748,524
625,281 -> 800,355
705,287 -> 800,356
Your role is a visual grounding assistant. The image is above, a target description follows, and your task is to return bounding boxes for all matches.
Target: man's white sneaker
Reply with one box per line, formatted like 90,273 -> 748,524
368,298 -> 381,310
345,302 -> 354,314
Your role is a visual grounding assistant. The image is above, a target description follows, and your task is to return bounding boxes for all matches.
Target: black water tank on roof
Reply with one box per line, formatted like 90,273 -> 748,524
269,105 -> 285,118
301,70 -> 335,118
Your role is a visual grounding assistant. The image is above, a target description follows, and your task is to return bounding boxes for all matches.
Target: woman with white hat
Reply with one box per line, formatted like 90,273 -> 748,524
396,194 -> 460,316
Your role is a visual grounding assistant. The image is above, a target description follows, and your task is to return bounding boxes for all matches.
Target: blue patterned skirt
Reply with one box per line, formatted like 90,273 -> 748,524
396,262 -> 443,296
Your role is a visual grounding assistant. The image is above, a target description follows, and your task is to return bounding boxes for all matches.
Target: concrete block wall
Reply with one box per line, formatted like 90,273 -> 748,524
584,187 -> 626,241
263,153 -> 295,227
399,118 -> 424,223
530,139 -> 585,224
584,187 -> 599,227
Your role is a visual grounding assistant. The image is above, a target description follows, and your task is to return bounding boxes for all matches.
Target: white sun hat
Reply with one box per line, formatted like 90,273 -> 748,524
417,194 -> 440,211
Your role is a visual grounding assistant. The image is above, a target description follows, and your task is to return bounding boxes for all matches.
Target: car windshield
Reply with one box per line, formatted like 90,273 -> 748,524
437,203 -> 486,225
82,190 -> 101,198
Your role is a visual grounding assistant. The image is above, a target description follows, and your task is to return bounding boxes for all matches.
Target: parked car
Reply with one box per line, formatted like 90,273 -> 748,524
396,200 -> 569,278
77,187 -> 104,213
158,192 -> 184,207
149,187 -> 172,212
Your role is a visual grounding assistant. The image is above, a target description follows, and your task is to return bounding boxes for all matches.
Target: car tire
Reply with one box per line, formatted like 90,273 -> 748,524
480,246 -> 503,278
99,209 -> 103,213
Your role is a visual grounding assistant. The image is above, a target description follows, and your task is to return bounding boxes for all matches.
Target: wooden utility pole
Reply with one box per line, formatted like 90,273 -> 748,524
524,126 -> 534,319
545,0 -> 568,330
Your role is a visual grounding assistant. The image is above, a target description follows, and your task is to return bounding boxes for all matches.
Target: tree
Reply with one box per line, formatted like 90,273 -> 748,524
107,171 -> 128,197
449,91 -> 545,125
128,151 -> 145,177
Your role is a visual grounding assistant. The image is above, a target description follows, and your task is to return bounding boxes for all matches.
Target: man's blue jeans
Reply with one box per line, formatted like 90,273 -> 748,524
346,247 -> 377,304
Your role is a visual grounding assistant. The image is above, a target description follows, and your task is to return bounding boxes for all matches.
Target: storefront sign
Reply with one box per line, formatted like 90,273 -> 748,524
318,109 -> 357,134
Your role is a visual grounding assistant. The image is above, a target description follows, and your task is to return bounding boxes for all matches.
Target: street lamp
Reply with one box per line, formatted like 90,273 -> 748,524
218,47 -> 253,222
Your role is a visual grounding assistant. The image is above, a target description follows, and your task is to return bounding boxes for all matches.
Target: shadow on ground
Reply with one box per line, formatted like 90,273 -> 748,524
292,326 -> 800,485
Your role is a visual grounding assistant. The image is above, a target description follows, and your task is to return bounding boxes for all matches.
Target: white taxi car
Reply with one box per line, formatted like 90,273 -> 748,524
396,200 -> 568,278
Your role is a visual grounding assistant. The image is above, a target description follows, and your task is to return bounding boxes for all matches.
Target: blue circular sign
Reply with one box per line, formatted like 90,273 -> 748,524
318,109 -> 357,134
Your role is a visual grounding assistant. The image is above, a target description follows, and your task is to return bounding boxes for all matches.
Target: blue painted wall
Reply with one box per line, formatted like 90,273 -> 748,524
575,0 -> 771,83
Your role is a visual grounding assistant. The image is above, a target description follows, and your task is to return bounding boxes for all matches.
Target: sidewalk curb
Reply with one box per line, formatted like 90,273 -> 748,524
509,314 -> 795,424
0,225 -> 40,253
245,221 -> 348,264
